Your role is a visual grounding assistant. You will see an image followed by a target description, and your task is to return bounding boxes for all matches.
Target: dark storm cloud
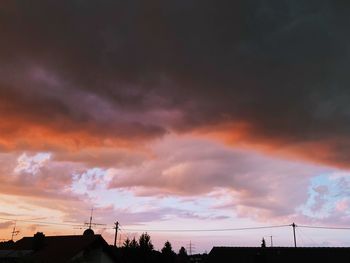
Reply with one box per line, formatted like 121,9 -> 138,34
1,1 -> 350,165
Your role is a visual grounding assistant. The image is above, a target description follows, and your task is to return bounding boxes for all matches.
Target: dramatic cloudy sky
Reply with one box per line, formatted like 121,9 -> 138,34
1,0 -> 350,251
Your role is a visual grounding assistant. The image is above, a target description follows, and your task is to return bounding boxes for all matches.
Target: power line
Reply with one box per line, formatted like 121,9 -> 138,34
121,224 -> 290,233
0,217 -> 78,227
1,216 -> 349,236
296,227 -> 320,247
295,228 -> 305,247
298,225 -> 350,230
0,217 -> 86,228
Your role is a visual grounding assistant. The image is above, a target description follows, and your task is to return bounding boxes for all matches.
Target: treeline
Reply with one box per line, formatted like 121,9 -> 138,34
111,233 -> 191,263
0,240 -> 14,248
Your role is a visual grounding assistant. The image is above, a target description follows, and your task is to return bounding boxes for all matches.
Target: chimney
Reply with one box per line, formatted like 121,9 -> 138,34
33,232 -> 45,250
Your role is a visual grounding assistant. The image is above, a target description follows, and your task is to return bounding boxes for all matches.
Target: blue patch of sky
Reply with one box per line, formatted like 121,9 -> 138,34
299,171 -> 350,218
15,152 -> 51,175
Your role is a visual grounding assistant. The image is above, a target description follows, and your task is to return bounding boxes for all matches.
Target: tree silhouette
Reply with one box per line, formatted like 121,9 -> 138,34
161,241 -> 176,263
118,237 -> 140,263
130,237 -> 139,249
261,238 -> 266,248
161,241 -> 174,254
137,233 -> 154,263
0,240 -> 14,249
179,247 -> 188,256
178,246 -> 189,263
123,237 -> 131,248
139,233 -> 153,252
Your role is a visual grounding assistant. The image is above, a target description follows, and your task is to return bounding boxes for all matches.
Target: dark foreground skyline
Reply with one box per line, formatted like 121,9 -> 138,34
0,1 -> 350,251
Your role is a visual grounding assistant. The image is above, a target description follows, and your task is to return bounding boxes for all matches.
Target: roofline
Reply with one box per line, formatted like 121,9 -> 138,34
211,246 -> 350,250
19,234 -> 103,238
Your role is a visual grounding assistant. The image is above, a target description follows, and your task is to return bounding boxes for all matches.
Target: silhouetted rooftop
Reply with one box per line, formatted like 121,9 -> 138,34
207,246 -> 350,263
11,234 -> 117,263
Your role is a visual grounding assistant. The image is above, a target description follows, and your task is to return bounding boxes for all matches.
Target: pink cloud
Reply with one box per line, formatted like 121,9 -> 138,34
0,221 -> 13,230
0,136 -> 346,248
108,136 -> 325,219
335,199 -> 349,213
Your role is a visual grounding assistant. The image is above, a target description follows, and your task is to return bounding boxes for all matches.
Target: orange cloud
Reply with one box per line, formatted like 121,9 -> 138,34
193,121 -> 350,170
0,115 -> 151,152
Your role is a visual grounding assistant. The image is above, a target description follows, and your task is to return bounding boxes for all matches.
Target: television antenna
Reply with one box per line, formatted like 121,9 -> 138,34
83,208 -> 106,229
11,221 -> 20,241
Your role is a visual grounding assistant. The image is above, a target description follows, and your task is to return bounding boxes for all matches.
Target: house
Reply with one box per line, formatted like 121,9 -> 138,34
0,231 -> 119,263
207,246 -> 350,263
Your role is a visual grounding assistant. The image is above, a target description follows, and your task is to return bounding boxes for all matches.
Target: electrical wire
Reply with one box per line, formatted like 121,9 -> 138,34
0,217 -> 84,227
296,227 -> 320,246
120,224 -> 291,233
1,215 -> 349,234
298,225 -> 350,230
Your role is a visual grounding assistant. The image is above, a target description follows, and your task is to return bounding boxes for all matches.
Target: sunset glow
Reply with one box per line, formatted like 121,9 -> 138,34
1,1 -> 350,252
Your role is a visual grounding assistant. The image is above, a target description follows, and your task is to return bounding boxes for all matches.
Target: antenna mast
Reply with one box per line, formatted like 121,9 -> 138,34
11,221 -> 20,241
89,208 -> 93,229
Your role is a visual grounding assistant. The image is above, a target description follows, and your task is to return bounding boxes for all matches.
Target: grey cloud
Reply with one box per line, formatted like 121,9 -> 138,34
83,205 -> 220,226
1,1 -> 350,166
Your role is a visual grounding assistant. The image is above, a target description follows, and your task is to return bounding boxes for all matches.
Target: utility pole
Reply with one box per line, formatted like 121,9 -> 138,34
270,236 -> 273,247
292,223 -> 297,248
114,221 -> 119,247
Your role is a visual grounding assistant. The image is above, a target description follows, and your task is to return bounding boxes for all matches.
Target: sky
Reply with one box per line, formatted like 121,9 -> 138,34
1,0 -> 350,252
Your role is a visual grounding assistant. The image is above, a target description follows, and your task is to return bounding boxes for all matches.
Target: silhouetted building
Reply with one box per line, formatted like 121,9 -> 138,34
0,232 -> 119,263
189,253 -> 206,263
207,247 -> 350,263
